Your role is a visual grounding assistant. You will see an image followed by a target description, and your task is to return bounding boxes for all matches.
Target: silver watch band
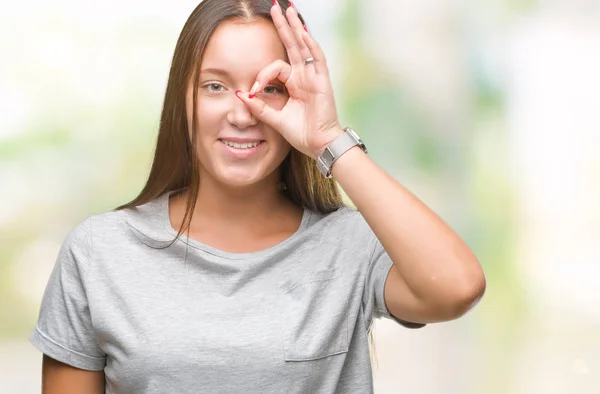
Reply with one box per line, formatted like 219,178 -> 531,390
316,128 -> 367,178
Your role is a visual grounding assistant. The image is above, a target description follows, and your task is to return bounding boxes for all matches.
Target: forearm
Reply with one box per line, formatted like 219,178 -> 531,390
331,145 -> 485,306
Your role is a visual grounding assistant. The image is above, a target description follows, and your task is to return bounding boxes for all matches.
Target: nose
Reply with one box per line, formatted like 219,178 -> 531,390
227,93 -> 258,129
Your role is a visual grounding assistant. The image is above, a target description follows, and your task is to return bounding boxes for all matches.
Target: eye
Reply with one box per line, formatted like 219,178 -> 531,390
263,84 -> 286,95
202,82 -> 225,93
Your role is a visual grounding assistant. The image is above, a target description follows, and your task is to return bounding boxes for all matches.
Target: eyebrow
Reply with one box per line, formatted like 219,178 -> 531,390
199,67 -> 231,77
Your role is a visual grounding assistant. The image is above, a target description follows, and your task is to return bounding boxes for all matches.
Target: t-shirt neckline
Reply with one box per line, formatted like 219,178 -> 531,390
158,191 -> 312,260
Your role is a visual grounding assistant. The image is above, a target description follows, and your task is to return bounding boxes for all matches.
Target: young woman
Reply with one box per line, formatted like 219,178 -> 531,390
31,1 -> 486,393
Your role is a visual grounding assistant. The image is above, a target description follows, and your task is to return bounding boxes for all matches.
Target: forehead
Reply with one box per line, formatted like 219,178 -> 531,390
201,19 -> 287,73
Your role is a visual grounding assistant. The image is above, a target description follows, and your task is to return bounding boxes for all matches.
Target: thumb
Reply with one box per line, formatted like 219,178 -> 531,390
235,90 -> 280,129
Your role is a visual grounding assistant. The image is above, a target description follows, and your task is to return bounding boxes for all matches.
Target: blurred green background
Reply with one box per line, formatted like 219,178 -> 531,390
1,0 -> 599,392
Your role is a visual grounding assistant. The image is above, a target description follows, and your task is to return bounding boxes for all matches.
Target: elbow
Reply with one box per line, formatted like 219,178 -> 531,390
446,265 -> 487,320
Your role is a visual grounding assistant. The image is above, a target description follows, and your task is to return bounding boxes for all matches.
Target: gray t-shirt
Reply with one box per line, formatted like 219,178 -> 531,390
30,191 -> 424,393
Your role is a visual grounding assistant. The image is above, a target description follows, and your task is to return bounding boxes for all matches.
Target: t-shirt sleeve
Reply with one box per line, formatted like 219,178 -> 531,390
29,217 -> 106,371
361,216 -> 426,331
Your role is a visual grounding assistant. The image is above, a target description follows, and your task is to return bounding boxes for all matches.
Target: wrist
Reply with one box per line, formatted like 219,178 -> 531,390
314,126 -> 368,178
312,126 -> 344,159
329,144 -> 367,177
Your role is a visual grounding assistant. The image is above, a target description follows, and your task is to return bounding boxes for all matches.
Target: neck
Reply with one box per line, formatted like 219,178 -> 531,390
173,175 -> 298,230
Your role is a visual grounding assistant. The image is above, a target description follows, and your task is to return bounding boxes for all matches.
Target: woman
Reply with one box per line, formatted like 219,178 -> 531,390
30,0 -> 486,393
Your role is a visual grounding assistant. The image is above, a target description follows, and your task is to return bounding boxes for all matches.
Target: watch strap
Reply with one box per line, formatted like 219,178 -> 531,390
316,129 -> 363,178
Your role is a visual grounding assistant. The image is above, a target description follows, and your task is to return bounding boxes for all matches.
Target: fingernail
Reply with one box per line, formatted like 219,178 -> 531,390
235,90 -> 242,99
249,81 -> 259,96
303,25 -> 308,32
272,0 -> 277,5
289,1 -> 294,8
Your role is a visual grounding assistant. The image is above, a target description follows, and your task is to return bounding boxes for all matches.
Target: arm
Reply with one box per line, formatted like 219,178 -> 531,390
234,3 -> 485,323
332,143 -> 486,324
31,218 -> 108,392
42,355 -> 105,394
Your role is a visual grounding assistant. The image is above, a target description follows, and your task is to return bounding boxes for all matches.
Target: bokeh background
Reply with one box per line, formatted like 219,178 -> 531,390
1,0 -> 599,392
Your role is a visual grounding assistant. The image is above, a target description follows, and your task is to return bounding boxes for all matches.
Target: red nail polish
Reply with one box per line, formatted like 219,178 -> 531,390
289,1 -> 294,8
248,93 -> 255,99
235,90 -> 242,99
303,25 -> 308,32
272,0 -> 277,5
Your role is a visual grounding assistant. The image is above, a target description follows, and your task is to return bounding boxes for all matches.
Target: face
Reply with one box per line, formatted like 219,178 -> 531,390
186,19 -> 290,189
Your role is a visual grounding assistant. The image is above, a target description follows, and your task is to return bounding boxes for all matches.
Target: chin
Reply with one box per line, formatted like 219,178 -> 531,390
213,166 -> 274,189
197,145 -> 289,189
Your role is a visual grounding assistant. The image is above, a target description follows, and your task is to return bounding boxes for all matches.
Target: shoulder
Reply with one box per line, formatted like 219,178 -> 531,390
63,193 -> 168,254
51,211 -> 122,274
59,216 -> 94,259
60,209 -> 128,254
305,205 -> 374,241
308,205 -> 368,227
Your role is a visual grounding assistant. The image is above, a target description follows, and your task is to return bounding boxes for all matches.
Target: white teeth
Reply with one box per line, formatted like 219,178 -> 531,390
222,140 -> 261,149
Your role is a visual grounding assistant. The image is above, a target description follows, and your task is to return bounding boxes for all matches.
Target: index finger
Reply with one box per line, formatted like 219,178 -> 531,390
249,59 -> 292,97
271,2 -> 303,66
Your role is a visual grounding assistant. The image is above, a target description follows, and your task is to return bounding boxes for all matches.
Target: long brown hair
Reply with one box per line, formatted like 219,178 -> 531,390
117,0 -> 344,233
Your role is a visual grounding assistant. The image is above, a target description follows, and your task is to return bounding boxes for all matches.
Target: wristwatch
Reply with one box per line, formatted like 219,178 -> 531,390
316,127 -> 368,178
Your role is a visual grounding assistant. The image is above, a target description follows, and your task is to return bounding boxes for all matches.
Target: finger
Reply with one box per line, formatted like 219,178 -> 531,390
235,91 -> 280,130
285,4 -> 315,72
271,2 -> 303,66
301,28 -> 329,76
249,59 -> 292,97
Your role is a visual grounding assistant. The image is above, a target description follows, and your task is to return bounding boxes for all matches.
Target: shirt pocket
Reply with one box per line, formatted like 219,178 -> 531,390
277,267 -> 349,362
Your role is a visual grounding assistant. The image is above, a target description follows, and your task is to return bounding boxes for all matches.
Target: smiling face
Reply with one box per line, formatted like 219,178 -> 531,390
185,18 -> 291,190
